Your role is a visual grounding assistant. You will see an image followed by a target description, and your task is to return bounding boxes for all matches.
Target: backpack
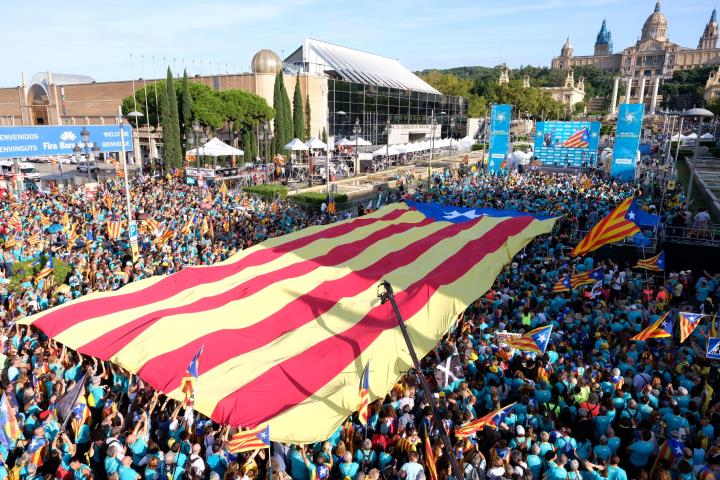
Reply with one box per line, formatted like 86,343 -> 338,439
185,454 -> 206,480
358,450 -> 374,474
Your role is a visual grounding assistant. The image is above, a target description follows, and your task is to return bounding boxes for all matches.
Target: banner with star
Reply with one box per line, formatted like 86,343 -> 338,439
20,201 -> 556,443
488,104 -> 511,175
611,103 -> 645,182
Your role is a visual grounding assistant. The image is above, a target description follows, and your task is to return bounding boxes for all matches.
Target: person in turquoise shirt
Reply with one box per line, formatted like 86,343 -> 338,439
627,430 -> 656,468
118,456 -> 141,480
69,456 -> 93,480
206,445 -> 228,478
592,437 -> 611,463
606,456 -> 628,480
337,452 -> 359,480
289,447 -> 310,480
526,444 -> 542,480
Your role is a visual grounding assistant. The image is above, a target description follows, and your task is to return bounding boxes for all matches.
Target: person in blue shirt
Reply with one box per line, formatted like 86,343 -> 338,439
118,456 -> 141,480
627,429 -> 656,470
69,456 -> 93,480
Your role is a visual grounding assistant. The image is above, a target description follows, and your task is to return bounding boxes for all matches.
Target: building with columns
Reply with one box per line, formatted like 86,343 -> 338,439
607,76 -> 661,115
705,65 -> 720,100
539,70 -> 587,110
551,2 -> 720,77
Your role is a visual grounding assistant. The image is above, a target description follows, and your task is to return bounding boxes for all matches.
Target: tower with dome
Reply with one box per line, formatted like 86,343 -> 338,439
551,1 -> 720,115
551,1 -> 720,77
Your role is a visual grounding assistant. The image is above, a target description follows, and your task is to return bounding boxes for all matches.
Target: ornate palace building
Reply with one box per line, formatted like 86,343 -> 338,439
551,2 -> 720,115
552,2 -> 720,77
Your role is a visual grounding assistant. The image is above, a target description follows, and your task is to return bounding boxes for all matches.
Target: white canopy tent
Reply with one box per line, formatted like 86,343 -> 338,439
335,138 -> 354,146
685,132 -> 698,140
701,132 -> 715,140
285,138 -> 309,151
351,136 -> 373,146
670,133 -> 686,141
186,137 -> 244,156
305,137 -> 328,149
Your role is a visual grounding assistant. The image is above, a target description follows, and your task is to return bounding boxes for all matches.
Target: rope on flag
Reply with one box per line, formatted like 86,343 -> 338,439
18,201 -> 556,443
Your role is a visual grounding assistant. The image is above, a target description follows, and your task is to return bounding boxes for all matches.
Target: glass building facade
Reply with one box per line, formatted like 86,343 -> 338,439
328,79 -> 467,146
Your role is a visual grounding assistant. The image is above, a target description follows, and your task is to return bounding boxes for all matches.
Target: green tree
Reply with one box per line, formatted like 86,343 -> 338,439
179,69 -> 194,154
242,128 -> 258,162
272,72 -> 292,155
321,127 -> 328,144
292,76 -> 305,139
304,93 -> 312,140
161,67 -> 182,169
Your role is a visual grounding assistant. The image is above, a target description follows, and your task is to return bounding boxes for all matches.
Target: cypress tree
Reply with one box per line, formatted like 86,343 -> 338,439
179,69 -> 194,155
321,127 -> 328,144
242,129 -> 257,162
304,94 -> 312,140
161,67 -> 182,168
272,72 -> 293,156
292,76 -> 304,139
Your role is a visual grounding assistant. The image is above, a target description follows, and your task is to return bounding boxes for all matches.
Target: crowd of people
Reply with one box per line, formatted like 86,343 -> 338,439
0,164 -> 719,480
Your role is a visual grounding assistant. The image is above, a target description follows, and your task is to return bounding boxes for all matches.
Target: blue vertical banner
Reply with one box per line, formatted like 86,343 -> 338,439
488,104 -> 511,174
611,104 -> 644,182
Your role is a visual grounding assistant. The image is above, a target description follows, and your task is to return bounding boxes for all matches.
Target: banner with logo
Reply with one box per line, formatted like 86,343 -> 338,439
488,104 -> 511,174
0,125 -> 133,158
611,104 -> 644,182
533,121 -> 600,167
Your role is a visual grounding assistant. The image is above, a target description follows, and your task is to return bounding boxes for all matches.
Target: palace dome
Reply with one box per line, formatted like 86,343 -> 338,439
641,1 -> 668,42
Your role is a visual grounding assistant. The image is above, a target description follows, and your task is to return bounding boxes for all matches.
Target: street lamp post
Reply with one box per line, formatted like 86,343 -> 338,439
73,145 -> 82,174
80,127 -> 91,182
353,118 -> 361,176
92,144 -> 100,181
384,118 -> 391,168
428,110 -> 446,188
127,111 -> 144,176
449,115 -> 456,154
117,106 -> 133,223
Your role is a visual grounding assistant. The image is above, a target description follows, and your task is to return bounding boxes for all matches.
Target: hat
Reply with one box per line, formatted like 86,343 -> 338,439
38,410 -> 50,421
515,425 -> 525,436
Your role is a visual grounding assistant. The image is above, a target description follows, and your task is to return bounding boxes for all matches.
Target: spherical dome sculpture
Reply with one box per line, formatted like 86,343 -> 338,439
251,49 -> 283,74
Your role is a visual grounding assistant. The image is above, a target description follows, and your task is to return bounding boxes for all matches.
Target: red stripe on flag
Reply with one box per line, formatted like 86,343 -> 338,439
210,216 -> 534,426
78,217 -> 437,364
32,209 -> 408,336
132,218 -> 483,391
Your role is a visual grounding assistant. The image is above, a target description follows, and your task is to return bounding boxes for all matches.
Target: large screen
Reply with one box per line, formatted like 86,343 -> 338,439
533,121 -> 600,167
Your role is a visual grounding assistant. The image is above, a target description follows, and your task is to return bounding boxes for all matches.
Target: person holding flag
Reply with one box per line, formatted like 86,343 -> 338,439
630,311 -> 673,341
357,362 -> 370,426
507,326 -> 553,354
572,197 -> 659,257
181,346 -> 204,407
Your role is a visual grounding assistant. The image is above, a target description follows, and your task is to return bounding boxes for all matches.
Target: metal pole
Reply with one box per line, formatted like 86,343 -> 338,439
377,281 -> 463,480
673,117 -> 684,176
428,108 -> 434,188
687,116 -> 704,205
118,106 -> 132,222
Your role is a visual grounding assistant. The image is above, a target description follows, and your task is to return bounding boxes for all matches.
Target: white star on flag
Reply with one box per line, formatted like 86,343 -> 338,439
627,211 -> 635,220
443,210 -> 483,220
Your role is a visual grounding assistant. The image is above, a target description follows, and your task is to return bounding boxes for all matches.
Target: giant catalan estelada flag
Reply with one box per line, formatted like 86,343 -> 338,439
19,201 -> 556,443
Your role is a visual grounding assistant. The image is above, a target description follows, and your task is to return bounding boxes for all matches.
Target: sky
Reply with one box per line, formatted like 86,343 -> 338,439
1,0 -> 717,87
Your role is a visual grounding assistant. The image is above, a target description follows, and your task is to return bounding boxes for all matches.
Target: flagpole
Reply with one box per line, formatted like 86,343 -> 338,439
377,281 -> 463,480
